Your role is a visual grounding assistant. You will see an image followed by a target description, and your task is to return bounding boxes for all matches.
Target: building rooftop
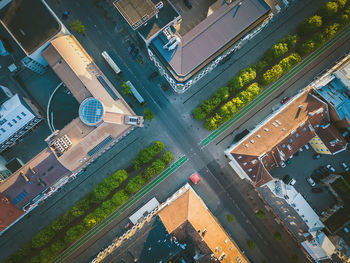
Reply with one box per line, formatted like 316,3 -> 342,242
138,0 -> 180,42
0,94 -> 37,145
151,0 -> 270,79
158,186 -> 247,263
0,0 -> 60,54
228,90 -> 347,187
0,148 -> 69,209
114,0 -> 159,30
0,193 -> 24,231
79,98 -> 104,126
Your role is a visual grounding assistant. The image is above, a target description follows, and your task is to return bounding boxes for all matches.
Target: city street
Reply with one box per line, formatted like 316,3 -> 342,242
1,0 -> 350,263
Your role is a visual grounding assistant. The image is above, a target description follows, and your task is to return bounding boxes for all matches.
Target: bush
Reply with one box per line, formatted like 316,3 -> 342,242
247,240 -> 256,250
122,81 -> 131,95
133,141 -> 165,170
256,210 -> 266,219
298,15 -> 322,35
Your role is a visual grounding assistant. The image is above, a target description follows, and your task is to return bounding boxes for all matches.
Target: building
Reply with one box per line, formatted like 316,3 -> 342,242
115,0 -> 271,92
42,34 -> 143,172
225,90 -> 347,188
0,87 -> 41,153
313,55 -> 350,130
92,184 -> 248,263
0,0 -> 67,74
0,193 -> 24,232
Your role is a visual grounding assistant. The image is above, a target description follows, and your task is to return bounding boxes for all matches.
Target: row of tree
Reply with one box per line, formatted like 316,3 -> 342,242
195,0 -> 350,131
5,142 -> 172,263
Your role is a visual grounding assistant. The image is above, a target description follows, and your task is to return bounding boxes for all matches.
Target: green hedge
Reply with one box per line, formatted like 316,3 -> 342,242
132,141 -> 165,170
5,146 -> 173,263
196,0 -> 350,131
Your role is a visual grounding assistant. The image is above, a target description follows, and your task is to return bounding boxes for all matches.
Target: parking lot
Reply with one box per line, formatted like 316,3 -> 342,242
270,145 -> 350,214
171,0 -> 216,36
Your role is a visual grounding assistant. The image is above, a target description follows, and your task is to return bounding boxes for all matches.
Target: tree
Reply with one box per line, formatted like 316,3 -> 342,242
273,232 -> 282,241
93,182 -> 111,202
161,151 -> 174,165
256,210 -> 266,219
193,107 -> 206,120
69,19 -> 85,35
64,223 -> 85,244
323,23 -> 340,39
262,64 -> 283,85
226,214 -> 235,222
247,240 -> 256,250
125,175 -> 146,194
279,34 -> 298,49
143,109 -> 155,120
122,81 -> 132,95
298,15 -> 322,35
319,1 -> 338,18
111,190 -> 128,206
336,0 -> 347,8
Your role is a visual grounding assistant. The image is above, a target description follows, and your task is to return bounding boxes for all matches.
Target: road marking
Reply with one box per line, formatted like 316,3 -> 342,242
201,25 -> 350,146
53,155 -> 188,263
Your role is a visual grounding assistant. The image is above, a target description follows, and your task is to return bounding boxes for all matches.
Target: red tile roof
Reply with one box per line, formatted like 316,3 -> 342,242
0,193 -> 24,232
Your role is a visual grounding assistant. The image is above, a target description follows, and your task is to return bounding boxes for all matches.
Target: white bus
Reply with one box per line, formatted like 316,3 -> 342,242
101,51 -> 122,75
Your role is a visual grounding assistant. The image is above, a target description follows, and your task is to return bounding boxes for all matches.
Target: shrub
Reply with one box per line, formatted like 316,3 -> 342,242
122,81 -> 132,94
298,15 -> 322,35
256,210 -> 266,219
247,240 -> 256,250
69,19 -> 85,35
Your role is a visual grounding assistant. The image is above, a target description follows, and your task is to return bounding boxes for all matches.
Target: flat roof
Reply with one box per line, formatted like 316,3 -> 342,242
0,193 -> 24,231
0,0 -> 60,54
151,0 -> 270,78
138,0 -> 180,42
114,0 -> 158,30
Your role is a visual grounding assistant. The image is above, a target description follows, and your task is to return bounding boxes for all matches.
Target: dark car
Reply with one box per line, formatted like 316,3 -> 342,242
184,0 -> 192,8
311,174 -> 320,183
311,187 -> 323,193
283,174 -> 291,184
127,43 -> 135,53
149,71 -> 159,79
131,48 -> 139,57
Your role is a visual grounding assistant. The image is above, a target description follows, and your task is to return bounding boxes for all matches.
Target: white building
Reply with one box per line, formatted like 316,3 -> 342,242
0,89 -> 41,152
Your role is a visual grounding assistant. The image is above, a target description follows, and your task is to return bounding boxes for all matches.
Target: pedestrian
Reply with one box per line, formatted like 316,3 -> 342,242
62,10 -> 69,20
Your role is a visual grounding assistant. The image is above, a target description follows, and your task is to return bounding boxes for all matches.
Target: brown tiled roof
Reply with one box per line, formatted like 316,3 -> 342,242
158,187 -> 247,263
228,90 -> 347,187
0,193 -> 24,231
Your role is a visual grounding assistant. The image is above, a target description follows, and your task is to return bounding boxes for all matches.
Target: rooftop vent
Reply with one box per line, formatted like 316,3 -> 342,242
299,105 -> 304,109
250,139 -> 255,144
257,134 -> 261,138
264,128 -> 269,132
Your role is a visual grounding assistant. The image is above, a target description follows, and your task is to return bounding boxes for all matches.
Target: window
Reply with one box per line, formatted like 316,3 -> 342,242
21,112 -> 26,117
0,128 -> 5,132
17,115 -> 21,120
282,144 -> 286,148
289,138 -> 293,143
295,133 -> 299,138
8,123 -> 12,127
303,127 -> 307,132
12,119 -> 17,124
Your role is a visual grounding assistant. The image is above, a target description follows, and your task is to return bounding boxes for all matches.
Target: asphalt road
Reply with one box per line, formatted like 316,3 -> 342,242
1,0 -> 349,262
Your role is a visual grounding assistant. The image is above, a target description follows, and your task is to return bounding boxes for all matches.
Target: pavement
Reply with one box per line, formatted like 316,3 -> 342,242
1,0 -> 349,263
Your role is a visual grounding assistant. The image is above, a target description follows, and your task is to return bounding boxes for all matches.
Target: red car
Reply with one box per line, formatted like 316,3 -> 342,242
281,97 -> 291,104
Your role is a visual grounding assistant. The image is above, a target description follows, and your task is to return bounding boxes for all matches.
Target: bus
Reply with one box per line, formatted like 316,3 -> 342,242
126,80 -> 145,105
101,51 -> 122,75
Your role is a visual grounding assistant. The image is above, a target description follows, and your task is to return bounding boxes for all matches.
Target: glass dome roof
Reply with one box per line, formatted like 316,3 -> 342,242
79,98 -> 104,126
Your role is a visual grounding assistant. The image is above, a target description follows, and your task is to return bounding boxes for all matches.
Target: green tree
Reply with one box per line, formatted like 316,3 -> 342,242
161,151 -> 174,165
262,64 -> 283,85
64,223 -> 85,244
323,23 -> 340,39
336,0 -> 347,8
247,240 -> 256,250
298,15 -> 322,35
319,1 -> 338,18
111,189 -> 128,206
279,34 -> 298,49
143,109 -> 155,120
298,40 -> 316,56
93,182 -> 111,202
226,214 -> 235,222
273,232 -> 282,241
125,175 -> 146,194
256,210 -> 266,219
193,107 -> 206,120
69,19 -> 86,35
122,81 -> 132,95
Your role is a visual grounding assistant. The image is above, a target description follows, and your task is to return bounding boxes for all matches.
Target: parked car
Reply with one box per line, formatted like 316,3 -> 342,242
149,71 -> 159,80
311,174 -> 320,183
311,187 -> 323,193
313,154 -> 321,160
184,0 -> 192,8
127,42 -> 135,53
283,174 -> 291,184
326,164 -> 336,173
340,162 -> 349,172
306,177 -> 316,187
304,144 -> 310,150
289,178 -> 296,186
131,47 -> 139,57
280,161 -> 286,168
281,97 -> 291,104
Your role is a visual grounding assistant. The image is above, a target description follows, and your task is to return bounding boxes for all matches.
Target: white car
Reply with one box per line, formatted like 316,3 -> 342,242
289,178 -> 296,186
280,161 -> 286,168
340,162 -> 349,172
326,164 -> 336,173
304,144 -> 310,150
306,177 -> 316,187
